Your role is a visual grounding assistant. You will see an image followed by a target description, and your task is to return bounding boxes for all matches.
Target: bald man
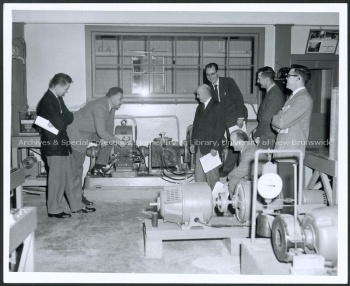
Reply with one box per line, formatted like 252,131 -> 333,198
190,84 -> 226,190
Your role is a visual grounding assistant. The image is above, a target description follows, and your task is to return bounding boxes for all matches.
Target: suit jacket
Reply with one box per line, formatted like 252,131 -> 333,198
37,90 -> 73,156
67,96 -> 116,154
227,143 -> 264,180
209,77 -> 248,128
191,99 -> 226,155
254,85 -> 285,144
272,88 -> 313,158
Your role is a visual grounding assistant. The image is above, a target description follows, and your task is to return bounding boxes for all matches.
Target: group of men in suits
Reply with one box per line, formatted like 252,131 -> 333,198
38,63 -> 312,217
37,73 -> 123,218
191,62 -> 313,192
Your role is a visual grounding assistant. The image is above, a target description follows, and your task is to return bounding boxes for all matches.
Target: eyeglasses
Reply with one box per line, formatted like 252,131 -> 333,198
206,71 -> 217,77
287,74 -> 298,78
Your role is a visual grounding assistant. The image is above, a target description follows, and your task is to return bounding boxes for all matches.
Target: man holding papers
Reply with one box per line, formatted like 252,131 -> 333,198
37,73 -> 96,218
190,85 -> 226,190
205,63 -> 248,177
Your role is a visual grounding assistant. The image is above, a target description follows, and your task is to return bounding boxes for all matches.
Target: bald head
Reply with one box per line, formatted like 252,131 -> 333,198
196,84 -> 212,103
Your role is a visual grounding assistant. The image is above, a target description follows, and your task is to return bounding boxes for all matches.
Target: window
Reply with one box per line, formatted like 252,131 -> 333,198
86,26 -> 264,103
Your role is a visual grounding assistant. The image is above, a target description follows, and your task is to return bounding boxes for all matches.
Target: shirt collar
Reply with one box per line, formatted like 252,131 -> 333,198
107,97 -> 112,112
49,88 -> 59,98
290,87 -> 306,100
212,77 -> 219,86
240,141 -> 248,153
266,83 -> 276,93
203,97 -> 212,108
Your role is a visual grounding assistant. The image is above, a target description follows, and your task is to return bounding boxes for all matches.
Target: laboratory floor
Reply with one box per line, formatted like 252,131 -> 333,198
22,187 -> 241,277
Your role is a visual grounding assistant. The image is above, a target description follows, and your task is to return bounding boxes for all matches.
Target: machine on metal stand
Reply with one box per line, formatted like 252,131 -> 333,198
242,149 -> 338,275
143,182 -> 250,259
84,118 -> 194,190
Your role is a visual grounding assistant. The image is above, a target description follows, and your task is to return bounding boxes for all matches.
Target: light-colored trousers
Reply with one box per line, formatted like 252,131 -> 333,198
46,155 -> 85,214
71,145 -> 112,188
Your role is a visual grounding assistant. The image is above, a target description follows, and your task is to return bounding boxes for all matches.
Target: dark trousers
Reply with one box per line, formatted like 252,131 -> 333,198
195,149 -> 220,190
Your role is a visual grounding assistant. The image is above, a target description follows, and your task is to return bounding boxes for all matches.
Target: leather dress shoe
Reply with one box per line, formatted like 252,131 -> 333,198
91,166 -> 111,177
48,212 -> 72,218
91,166 -> 104,177
73,207 -> 96,213
82,195 -> 93,206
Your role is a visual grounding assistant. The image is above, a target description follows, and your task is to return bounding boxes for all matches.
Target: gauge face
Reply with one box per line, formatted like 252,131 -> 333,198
257,173 -> 283,199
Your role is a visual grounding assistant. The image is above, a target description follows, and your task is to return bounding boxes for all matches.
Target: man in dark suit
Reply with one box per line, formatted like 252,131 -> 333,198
190,84 -> 226,190
37,73 -> 96,218
205,63 -> 248,177
252,66 -> 286,149
67,87 -> 123,203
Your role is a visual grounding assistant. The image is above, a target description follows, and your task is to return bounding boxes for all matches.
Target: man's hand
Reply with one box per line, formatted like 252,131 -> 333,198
272,125 -> 281,133
99,139 -> 109,148
210,149 -> 218,156
190,144 -> 195,154
237,118 -> 244,128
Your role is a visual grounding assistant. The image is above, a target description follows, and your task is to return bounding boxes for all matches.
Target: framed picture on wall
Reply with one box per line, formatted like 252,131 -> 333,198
305,29 -> 339,54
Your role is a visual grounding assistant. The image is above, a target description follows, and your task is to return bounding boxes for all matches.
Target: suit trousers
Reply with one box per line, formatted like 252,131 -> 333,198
195,149 -> 220,190
71,145 -> 113,188
46,155 -> 85,214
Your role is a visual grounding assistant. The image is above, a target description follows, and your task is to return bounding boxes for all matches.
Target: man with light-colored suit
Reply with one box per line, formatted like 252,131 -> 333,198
272,64 -> 313,159
67,87 -> 123,205
253,66 -> 286,149
272,64 -> 313,212
205,63 -> 248,177
227,130 -> 265,197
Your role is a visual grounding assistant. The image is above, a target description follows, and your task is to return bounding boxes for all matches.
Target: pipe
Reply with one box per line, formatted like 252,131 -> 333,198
251,149 -> 303,244
293,163 -> 298,248
134,115 -> 180,144
329,88 -> 338,160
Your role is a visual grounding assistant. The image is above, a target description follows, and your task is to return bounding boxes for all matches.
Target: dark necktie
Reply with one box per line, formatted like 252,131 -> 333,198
214,85 -> 220,102
57,96 -> 62,113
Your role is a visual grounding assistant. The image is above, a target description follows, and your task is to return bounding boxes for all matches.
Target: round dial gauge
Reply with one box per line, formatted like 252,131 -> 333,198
257,173 -> 283,199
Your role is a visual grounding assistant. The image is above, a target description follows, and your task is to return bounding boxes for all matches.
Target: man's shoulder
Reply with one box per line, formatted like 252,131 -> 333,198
220,77 -> 235,83
295,89 -> 313,103
244,142 -> 259,154
267,85 -> 285,100
39,90 -> 54,104
85,97 -> 108,109
270,84 -> 284,95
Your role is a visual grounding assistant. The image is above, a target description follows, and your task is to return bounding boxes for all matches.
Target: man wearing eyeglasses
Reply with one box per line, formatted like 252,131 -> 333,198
271,64 -> 313,159
205,62 -> 248,177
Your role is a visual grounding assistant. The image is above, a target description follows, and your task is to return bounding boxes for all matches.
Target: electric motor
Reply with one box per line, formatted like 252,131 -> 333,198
272,206 -> 338,265
301,206 -> 338,266
152,183 -> 214,226
22,156 -> 37,169
232,181 -> 283,224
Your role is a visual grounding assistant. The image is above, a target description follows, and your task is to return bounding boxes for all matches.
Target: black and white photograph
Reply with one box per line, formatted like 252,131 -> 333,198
306,29 -> 339,53
3,2 -> 348,284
